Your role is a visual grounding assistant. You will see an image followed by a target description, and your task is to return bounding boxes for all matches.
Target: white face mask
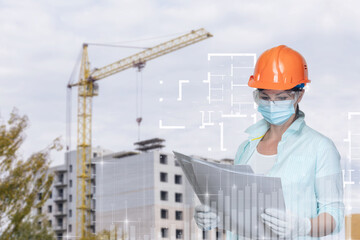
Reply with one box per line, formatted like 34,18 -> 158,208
257,99 -> 296,125
253,90 -> 299,125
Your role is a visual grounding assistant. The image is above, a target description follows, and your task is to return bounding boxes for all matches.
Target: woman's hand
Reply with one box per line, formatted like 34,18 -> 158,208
261,208 -> 311,238
194,205 -> 220,231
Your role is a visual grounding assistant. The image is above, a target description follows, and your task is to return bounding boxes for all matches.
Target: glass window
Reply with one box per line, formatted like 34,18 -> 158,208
58,189 -> 63,198
175,211 -> 183,220
160,172 -> 168,182
175,193 -> 182,203
161,209 -> 168,219
160,154 -> 167,164
176,229 -> 183,239
175,174 -> 182,184
48,205 -> 52,213
69,164 -> 73,173
58,203 -> 63,212
57,218 -> 63,226
160,191 -> 168,201
59,174 -> 64,182
161,228 -> 168,238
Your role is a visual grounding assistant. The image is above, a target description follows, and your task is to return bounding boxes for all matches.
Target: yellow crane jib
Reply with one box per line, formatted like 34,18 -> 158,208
68,28 -> 212,239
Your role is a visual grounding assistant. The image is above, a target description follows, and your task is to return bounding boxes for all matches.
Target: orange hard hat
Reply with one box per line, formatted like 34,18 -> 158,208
248,45 -> 311,90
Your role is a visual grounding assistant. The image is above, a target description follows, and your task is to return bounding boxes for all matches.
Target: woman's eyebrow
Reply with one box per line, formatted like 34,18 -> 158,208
276,92 -> 290,96
261,92 -> 288,96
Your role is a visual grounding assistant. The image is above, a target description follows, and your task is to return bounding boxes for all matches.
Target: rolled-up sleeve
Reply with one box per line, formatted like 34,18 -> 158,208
315,138 -> 344,234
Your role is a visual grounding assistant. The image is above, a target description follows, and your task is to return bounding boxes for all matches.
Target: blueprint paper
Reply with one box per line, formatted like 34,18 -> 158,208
173,151 -> 286,240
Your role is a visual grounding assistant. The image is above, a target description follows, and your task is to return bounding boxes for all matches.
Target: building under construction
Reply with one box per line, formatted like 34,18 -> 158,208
65,28 -> 213,239
39,138 -> 233,240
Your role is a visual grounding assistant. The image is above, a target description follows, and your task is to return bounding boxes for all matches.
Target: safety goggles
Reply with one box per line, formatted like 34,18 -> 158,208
253,89 -> 300,104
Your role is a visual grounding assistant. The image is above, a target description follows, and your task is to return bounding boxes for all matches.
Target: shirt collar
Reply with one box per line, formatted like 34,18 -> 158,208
245,110 -> 306,140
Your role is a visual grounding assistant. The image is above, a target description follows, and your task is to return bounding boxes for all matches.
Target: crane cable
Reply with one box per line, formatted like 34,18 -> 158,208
135,68 -> 143,141
86,43 -> 150,49
66,49 -> 83,152
66,87 -> 72,152
87,30 -> 188,45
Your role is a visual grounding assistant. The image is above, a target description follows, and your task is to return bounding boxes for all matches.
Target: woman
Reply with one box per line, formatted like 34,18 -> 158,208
194,45 -> 344,239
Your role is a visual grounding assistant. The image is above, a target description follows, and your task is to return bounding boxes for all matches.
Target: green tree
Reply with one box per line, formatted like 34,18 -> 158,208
0,108 -> 61,239
10,215 -> 55,240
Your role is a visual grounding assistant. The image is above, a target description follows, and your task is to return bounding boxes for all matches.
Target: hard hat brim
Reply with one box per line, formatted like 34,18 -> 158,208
248,75 -> 311,90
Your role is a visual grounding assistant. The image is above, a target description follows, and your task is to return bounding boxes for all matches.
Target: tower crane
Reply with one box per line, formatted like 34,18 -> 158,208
67,28 -> 213,239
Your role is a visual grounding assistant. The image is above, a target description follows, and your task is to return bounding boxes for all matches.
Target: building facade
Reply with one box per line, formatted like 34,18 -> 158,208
40,145 -> 233,240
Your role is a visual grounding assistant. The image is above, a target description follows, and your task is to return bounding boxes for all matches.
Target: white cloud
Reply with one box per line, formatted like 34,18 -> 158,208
0,0 -> 359,171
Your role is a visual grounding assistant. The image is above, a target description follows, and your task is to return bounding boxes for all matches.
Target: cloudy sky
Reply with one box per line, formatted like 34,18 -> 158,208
1,0 -> 360,205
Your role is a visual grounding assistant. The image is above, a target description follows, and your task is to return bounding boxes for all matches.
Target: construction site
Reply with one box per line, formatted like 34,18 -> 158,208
2,1 -> 360,240
44,139 -> 235,239
36,29 -> 231,239
59,29 -> 216,239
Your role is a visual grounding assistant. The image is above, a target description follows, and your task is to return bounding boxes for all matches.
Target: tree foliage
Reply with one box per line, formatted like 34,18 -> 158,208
9,215 -> 55,240
0,108 -> 62,239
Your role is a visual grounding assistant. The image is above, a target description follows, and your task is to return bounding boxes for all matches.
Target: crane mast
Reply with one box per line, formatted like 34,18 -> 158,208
75,44 -> 97,238
69,28 -> 212,239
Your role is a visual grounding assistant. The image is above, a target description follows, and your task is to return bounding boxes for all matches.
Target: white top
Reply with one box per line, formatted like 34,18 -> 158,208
247,147 -> 277,174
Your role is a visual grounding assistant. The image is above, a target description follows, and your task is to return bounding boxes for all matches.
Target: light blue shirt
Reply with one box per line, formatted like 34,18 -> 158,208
226,110 -> 344,240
